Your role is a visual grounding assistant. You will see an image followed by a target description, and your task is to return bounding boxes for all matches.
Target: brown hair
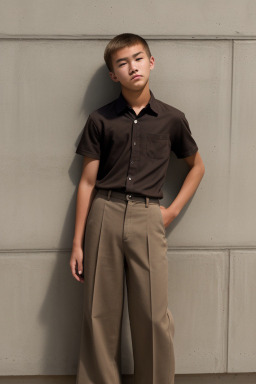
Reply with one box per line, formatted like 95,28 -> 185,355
104,33 -> 152,72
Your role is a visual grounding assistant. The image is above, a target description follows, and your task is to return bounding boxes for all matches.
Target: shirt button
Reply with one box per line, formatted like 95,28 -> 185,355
134,120 -> 138,124
131,160 -> 134,164
133,142 -> 136,146
128,177 -> 132,180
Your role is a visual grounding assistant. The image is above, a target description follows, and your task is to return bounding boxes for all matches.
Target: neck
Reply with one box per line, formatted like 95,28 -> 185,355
121,83 -> 151,110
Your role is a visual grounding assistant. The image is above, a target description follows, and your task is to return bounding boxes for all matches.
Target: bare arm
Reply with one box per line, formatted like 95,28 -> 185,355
160,150 -> 205,227
70,156 -> 100,282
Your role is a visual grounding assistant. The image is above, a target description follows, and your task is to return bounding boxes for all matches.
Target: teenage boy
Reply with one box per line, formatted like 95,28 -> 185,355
70,33 -> 205,384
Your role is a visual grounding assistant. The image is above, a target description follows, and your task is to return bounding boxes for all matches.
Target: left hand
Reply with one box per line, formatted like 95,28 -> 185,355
159,205 -> 179,228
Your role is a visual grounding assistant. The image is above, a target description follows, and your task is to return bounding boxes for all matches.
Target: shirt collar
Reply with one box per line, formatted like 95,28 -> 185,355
115,89 -> 159,116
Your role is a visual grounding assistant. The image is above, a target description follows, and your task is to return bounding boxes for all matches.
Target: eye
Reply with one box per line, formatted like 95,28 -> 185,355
119,62 -> 126,67
136,57 -> 143,61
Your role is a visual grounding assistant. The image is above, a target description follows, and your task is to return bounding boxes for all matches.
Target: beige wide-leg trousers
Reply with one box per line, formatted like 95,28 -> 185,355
76,189 -> 175,384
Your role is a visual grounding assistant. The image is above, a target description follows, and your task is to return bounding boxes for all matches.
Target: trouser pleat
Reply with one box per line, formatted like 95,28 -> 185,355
123,201 -> 175,384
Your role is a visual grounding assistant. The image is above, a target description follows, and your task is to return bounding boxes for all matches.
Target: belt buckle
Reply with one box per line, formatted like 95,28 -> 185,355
126,194 -> 132,201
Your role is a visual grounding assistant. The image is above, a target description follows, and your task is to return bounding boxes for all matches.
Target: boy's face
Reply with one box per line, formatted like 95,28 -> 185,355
109,43 -> 155,92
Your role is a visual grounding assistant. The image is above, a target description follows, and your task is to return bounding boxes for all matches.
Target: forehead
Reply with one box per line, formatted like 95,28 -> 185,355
112,43 -> 146,63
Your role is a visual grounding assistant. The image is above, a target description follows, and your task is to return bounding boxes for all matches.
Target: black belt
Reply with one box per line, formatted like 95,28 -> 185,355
96,189 -> 160,204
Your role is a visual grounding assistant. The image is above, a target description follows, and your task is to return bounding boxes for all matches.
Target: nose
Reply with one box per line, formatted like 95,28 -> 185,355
129,60 -> 138,74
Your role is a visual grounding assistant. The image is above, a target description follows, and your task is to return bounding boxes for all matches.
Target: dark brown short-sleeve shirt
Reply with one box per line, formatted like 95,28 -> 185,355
76,90 -> 198,198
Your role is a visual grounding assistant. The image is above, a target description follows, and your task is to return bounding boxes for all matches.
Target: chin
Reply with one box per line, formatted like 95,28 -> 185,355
132,80 -> 147,88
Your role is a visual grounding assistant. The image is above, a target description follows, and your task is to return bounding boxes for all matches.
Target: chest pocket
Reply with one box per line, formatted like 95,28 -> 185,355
146,133 -> 170,159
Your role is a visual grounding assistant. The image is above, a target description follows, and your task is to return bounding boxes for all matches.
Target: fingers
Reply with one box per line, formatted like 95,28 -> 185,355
76,261 -> 84,283
70,256 -> 84,283
77,259 -> 83,276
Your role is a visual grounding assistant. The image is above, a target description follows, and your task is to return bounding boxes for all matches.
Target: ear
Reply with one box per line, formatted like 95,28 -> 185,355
149,56 -> 155,71
109,71 -> 119,83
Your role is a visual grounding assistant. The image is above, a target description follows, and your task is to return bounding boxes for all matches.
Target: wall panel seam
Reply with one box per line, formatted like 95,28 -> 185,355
1,35 -> 256,41
1,247 -> 256,253
229,40 -> 234,175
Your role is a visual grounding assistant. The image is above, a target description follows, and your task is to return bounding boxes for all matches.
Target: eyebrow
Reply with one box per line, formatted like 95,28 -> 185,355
115,51 -> 144,64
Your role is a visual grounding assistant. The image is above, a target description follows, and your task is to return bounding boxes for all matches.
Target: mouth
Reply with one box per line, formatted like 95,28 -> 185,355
131,75 -> 142,80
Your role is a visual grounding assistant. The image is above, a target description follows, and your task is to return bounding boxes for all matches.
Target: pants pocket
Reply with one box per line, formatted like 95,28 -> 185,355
157,204 -> 166,233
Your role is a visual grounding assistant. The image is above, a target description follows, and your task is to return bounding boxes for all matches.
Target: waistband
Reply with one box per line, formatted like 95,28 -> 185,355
96,188 -> 160,207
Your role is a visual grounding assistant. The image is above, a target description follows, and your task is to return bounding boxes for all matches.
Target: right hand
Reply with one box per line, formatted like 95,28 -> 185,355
70,245 -> 84,283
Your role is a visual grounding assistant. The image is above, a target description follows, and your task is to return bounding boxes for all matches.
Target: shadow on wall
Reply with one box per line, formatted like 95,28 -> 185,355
38,64 -> 194,376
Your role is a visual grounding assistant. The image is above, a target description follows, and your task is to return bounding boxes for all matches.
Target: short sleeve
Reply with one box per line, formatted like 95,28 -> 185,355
75,115 -> 101,159
171,114 -> 198,159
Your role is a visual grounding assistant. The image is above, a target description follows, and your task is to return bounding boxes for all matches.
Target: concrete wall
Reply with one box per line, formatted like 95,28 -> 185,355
1,1 -> 256,383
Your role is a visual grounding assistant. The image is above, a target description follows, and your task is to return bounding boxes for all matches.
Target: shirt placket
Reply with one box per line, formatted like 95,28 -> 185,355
126,116 -> 140,191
